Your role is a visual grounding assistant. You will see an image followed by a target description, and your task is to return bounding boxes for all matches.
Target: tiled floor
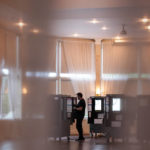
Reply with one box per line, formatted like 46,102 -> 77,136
0,137 -> 150,150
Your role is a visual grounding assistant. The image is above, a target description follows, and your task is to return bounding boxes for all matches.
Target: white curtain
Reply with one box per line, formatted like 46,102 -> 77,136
8,68 -> 22,119
140,43 -> 150,95
61,39 -> 96,101
0,29 -> 22,119
101,40 -> 139,96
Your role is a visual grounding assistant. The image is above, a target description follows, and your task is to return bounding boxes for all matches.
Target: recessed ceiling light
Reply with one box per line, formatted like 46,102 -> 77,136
141,17 -> 149,23
101,26 -> 108,30
115,36 -> 121,40
89,18 -> 100,24
32,29 -> 40,34
147,25 -> 150,30
73,33 -> 79,37
16,21 -> 26,28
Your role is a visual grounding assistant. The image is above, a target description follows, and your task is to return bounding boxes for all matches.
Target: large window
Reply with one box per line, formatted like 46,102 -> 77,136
0,77 -> 10,119
22,38 -> 96,117
56,39 -> 96,116
0,30 -> 22,119
56,39 -> 96,99
101,40 -> 139,96
101,40 -> 150,96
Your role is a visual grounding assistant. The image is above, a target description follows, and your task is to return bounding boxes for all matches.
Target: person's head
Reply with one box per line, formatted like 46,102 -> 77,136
76,92 -> 83,100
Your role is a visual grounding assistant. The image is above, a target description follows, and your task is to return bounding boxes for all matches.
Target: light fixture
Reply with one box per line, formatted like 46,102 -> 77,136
96,87 -> 101,96
120,24 -> 127,35
115,36 -> 121,40
101,26 -> 108,30
32,29 -> 40,34
16,21 -> 26,28
114,36 -> 125,43
146,25 -> 150,30
73,33 -> 79,37
22,88 -> 28,94
89,18 -> 100,24
114,39 -> 127,43
141,17 -> 149,23
113,24 -> 127,43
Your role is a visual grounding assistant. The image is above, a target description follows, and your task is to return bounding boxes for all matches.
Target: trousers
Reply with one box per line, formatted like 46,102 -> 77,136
76,117 -> 84,138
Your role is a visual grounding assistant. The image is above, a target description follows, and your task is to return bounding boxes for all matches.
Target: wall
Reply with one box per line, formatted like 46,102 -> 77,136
0,28 -> 58,140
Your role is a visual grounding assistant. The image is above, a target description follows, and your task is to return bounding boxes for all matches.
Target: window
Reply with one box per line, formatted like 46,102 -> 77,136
56,40 -> 96,98
56,39 -> 96,117
0,77 -> 11,119
0,31 -> 22,119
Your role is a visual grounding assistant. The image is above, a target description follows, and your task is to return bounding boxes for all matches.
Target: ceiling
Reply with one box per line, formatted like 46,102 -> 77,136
1,0 -> 150,40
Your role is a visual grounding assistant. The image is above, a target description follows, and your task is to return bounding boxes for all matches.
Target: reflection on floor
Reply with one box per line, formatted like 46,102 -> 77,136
0,136 -> 150,150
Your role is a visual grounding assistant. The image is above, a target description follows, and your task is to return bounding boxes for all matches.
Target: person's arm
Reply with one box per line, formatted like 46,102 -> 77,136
76,106 -> 83,111
75,100 -> 84,111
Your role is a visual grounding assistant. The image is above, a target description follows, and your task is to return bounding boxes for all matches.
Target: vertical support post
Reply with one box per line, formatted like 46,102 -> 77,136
95,39 -> 101,96
137,45 -> 142,95
56,40 -> 61,95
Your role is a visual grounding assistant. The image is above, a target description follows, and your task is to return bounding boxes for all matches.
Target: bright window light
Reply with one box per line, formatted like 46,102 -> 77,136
3,112 -> 14,120
26,72 -> 33,77
112,98 -> 121,111
48,72 -> 57,77
141,73 -> 150,79
2,68 -> 9,75
35,72 -> 47,77
102,73 -> 138,80
26,72 -> 57,78
60,73 -> 94,80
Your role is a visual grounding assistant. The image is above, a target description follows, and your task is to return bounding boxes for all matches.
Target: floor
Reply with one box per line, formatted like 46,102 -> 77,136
0,136 -> 150,150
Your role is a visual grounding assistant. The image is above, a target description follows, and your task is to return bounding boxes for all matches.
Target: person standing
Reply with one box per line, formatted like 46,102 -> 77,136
74,92 -> 86,141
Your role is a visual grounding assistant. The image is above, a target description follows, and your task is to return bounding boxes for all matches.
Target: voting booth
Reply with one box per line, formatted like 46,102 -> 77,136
106,94 -> 125,142
48,95 -> 77,140
88,96 -> 106,136
137,95 -> 150,143
87,95 -> 125,142
123,96 -> 138,143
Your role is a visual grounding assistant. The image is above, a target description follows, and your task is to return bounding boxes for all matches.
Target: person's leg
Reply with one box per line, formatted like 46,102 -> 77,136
76,117 -> 84,139
76,118 -> 80,137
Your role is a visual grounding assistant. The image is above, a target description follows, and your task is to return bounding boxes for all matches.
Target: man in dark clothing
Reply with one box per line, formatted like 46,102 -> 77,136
74,92 -> 86,141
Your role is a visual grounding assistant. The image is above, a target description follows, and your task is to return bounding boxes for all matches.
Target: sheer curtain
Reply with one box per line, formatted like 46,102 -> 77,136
61,39 -> 96,101
101,40 -> 139,96
7,32 -> 22,119
8,68 -> 21,119
140,43 -> 150,95
0,29 -> 22,119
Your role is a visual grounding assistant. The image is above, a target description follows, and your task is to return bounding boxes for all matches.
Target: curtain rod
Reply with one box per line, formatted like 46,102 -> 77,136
58,37 -> 95,42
